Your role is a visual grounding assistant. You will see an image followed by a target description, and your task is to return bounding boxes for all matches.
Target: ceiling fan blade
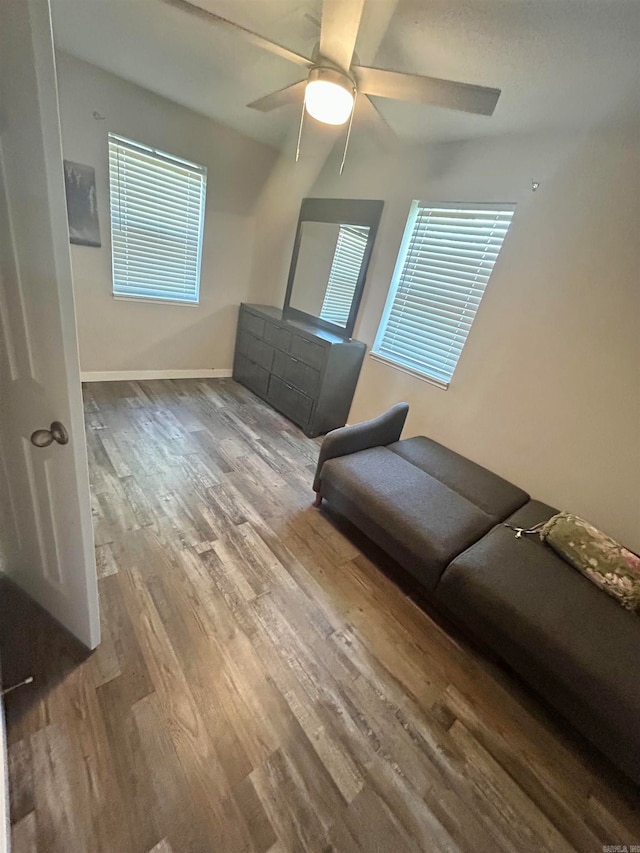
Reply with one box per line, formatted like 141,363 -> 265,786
355,66 -> 501,116
355,0 -> 399,66
160,0 -> 313,68
319,0 -> 366,71
358,95 -> 397,143
247,81 -> 307,112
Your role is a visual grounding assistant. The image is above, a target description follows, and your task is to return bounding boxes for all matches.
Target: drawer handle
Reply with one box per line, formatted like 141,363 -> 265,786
285,382 -> 294,390
290,357 -> 299,363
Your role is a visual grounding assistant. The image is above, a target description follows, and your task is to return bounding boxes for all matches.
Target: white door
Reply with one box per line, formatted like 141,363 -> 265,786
0,0 -> 100,649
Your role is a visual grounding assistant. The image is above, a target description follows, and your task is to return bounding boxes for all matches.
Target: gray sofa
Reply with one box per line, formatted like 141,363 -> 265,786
313,403 -> 640,784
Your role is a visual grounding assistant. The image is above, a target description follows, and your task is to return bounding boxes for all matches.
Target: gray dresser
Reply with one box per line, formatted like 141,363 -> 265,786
233,304 -> 366,437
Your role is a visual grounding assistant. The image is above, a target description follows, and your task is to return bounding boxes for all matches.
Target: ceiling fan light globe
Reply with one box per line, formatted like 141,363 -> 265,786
305,79 -> 354,125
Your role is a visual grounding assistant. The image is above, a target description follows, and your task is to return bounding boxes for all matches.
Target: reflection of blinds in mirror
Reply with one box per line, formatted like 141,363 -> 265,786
320,225 -> 369,327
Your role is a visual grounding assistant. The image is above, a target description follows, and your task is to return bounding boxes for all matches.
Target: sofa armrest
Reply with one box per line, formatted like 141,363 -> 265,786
313,403 -> 409,493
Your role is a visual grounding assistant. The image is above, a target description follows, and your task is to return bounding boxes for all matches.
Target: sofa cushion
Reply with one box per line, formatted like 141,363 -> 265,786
436,500 -> 640,782
388,436 -> 529,520
320,447 -> 497,590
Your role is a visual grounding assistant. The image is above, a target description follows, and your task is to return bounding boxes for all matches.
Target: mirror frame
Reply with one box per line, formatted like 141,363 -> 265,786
283,198 -> 384,338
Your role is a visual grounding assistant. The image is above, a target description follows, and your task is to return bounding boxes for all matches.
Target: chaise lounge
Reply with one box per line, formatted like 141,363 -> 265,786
312,403 -> 640,784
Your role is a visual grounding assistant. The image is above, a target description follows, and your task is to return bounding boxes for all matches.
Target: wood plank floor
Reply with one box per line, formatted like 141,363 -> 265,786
5,378 -> 640,852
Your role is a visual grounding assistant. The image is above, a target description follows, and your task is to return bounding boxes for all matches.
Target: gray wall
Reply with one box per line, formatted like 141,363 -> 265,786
294,121 -> 640,552
55,52 -> 277,374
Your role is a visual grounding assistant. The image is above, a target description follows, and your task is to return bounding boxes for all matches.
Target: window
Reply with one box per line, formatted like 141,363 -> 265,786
108,133 -> 207,304
372,202 -> 515,388
320,224 -> 369,327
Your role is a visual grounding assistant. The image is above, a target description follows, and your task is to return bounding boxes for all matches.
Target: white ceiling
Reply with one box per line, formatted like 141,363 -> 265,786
51,0 -> 640,149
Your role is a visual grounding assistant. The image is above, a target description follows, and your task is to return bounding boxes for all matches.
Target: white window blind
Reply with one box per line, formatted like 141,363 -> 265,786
373,202 -> 515,387
320,224 -> 369,327
108,133 -> 207,304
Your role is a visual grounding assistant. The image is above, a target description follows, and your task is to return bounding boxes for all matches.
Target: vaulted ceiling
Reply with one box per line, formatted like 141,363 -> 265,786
51,0 -> 640,149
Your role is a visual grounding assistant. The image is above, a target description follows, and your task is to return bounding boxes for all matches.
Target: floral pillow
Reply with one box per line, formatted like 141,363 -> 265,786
508,513 -> 640,614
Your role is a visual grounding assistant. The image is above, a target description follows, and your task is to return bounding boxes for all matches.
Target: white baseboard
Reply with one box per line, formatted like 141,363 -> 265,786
81,368 -> 233,382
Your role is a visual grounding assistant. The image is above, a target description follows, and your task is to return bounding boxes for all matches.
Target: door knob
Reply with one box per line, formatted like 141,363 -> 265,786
30,421 -> 69,448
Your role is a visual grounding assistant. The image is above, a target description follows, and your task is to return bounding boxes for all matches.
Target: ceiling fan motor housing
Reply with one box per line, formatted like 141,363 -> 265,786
308,65 -> 356,95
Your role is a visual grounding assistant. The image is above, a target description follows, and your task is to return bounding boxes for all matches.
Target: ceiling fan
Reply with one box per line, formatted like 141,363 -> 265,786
162,0 -> 501,167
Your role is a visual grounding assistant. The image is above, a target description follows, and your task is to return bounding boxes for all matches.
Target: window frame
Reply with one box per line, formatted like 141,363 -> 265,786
108,133 -> 207,306
372,200 -> 515,389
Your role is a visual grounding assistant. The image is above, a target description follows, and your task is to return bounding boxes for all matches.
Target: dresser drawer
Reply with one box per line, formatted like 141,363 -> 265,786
290,334 -> 326,371
272,349 -> 320,397
239,308 -> 265,340
237,329 -> 274,372
234,353 -> 270,398
268,375 -> 313,425
264,321 -> 292,352
235,305 -> 365,438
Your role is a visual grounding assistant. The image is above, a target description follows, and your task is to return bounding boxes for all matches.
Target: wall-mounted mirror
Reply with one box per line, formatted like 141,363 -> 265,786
283,198 -> 384,338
